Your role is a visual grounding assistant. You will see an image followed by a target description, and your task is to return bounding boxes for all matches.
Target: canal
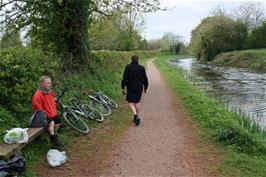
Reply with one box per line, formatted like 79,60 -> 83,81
169,58 -> 266,127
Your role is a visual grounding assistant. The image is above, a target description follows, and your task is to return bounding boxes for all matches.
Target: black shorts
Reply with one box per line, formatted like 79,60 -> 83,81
126,91 -> 142,103
47,115 -> 61,124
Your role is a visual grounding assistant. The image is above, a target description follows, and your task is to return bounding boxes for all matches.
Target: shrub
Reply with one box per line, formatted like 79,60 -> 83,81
0,47 -> 59,123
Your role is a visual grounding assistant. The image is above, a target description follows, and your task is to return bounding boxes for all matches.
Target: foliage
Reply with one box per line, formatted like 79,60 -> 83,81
213,48 -> 266,72
146,33 -> 188,55
0,47 -> 156,133
89,6 -> 147,51
0,108 -> 18,141
89,18 -> 120,50
247,22 -> 266,49
27,0 -> 90,71
0,47 -> 59,123
189,15 -> 247,61
147,39 -> 168,51
232,2 -> 265,32
0,30 -> 22,49
217,125 -> 266,154
162,32 -> 184,54
0,0 -> 161,71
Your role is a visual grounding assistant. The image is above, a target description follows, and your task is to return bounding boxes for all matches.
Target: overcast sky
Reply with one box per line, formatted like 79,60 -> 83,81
143,0 -> 265,43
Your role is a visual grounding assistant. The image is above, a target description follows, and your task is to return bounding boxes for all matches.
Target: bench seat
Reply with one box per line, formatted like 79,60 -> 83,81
0,127 -> 45,159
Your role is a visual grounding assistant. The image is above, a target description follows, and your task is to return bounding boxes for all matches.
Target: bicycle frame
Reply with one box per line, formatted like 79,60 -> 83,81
88,95 -> 107,105
67,107 -> 88,118
95,91 -> 118,108
56,89 -> 89,134
95,94 -> 109,105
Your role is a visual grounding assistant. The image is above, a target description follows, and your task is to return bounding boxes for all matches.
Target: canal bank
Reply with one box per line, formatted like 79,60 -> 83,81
213,48 -> 266,72
170,58 -> 266,130
155,55 -> 266,177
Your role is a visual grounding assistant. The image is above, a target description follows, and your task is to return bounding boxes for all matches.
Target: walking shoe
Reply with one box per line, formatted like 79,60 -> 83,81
50,134 -> 63,147
135,115 -> 140,126
133,115 -> 137,123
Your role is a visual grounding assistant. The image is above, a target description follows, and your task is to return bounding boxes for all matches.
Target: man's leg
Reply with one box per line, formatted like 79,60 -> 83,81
128,102 -> 137,115
134,103 -> 141,126
128,102 -> 140,124
53,116 -> 61,132
134,103 -> 140,115
48,121 -> 57,144
48,121 -> 55,135
48,120 -> 60,134
48,119 -> 63,146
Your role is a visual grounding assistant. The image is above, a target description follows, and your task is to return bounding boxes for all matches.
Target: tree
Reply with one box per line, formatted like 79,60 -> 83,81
210,5 -> 227,17
138,39 -> 149,50
115,5 -> 146,51
0,29 -> 22,49
147,39 -> 168,51
189,15 -> 247,61
162,32 -> 184,54
89,17 -> 120,50
232,2 -> 265,32
89,6 -> 147,51
247,22 -> 266,49
0,0 -> 162,71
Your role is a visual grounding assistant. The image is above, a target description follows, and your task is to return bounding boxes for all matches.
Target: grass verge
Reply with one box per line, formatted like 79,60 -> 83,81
213,48 -> 266,72
155,55 -> 266,177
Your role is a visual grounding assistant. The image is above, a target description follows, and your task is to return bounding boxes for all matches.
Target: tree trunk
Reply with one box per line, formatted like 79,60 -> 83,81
62,0 -> 90,72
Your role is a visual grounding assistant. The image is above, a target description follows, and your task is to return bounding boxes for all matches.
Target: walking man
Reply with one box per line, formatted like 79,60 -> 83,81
32,75 -> 63,146
121,55 -> 148,126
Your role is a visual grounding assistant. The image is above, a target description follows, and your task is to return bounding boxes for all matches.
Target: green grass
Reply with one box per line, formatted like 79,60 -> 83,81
155,55 -> 266,177
213,48 -> 266,72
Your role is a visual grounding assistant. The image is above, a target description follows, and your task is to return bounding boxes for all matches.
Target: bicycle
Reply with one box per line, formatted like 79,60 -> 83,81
56,89 -> 89,134
95,91 -> 118,108
71,98 -> 104,123
83,90 -> 112,116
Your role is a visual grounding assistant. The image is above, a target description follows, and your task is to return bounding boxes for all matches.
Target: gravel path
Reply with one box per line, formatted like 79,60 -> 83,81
100,59 -> 219,177
35,59 -> 219,177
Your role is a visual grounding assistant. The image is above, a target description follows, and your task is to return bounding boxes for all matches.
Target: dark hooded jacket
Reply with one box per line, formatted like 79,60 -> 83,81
121,61 -> 148,92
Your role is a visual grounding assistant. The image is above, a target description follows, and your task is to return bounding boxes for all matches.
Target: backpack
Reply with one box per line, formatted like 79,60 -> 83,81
28,109 -> 48,128
0,154 -> 27,174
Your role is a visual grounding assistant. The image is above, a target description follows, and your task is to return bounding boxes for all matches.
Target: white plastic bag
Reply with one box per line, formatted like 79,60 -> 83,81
4,128 -> 29,144
47,149 -> 67,167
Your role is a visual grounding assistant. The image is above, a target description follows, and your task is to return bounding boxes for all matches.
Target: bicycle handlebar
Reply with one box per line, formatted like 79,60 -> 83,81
56,88 -> 67,103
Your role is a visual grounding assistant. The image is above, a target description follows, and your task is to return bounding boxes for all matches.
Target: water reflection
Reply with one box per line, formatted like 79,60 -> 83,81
170,58 -> 266,125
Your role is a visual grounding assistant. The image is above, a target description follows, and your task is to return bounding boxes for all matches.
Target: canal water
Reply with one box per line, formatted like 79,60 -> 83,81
169,58 -> 266,126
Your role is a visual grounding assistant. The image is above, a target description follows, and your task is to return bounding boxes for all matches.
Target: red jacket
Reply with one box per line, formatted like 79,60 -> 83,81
32,89 -> 57,119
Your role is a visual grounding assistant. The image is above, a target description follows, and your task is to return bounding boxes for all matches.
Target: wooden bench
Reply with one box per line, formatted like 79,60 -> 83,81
0,127 -> 45,159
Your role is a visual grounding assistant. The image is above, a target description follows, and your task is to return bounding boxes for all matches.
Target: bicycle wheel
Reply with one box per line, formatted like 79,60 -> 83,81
108,99 -> 118,108
99,92 -> 118,108
82,104 -> 104,123
89,100 -> 111,116
63,109 -> 89,134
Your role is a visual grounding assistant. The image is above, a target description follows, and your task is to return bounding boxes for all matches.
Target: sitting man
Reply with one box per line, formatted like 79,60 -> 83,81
32,75 -> 62,146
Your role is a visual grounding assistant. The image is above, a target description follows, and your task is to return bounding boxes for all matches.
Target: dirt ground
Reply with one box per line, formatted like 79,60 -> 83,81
34,59 -> 220,177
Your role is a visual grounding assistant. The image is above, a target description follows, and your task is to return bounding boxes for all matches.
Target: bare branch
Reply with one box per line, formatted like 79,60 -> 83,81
232,2 -> 265,32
